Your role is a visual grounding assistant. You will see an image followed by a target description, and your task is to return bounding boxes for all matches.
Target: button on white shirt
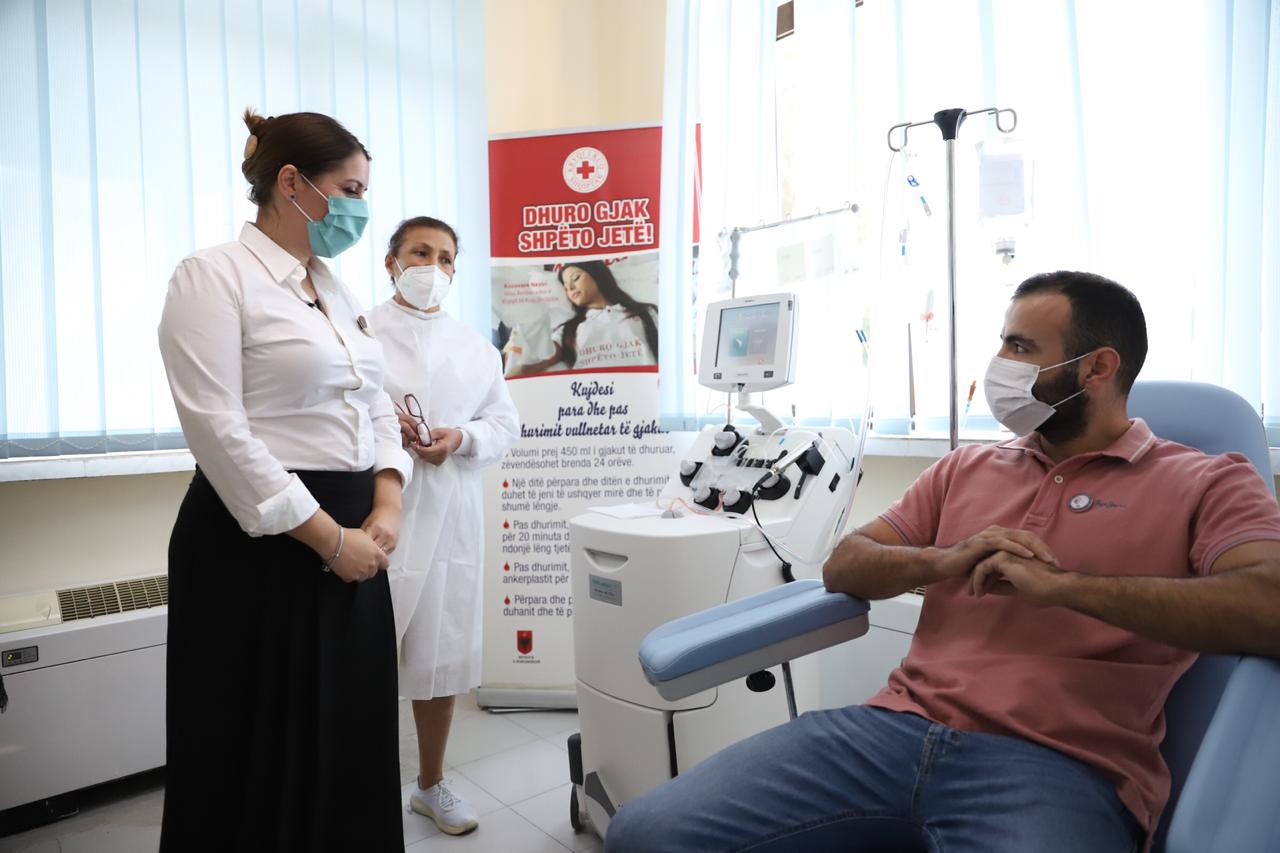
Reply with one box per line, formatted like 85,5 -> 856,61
158,223 -> 412,537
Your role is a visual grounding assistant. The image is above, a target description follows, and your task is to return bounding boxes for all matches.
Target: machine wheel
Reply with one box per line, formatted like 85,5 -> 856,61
569,785 -> 584,832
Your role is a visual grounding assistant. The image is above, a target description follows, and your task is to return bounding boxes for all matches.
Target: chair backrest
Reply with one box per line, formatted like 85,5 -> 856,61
1125,381 -> 1275,852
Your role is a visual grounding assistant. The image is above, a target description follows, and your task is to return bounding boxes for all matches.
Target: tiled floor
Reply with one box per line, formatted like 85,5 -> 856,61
0,693 -> 600,853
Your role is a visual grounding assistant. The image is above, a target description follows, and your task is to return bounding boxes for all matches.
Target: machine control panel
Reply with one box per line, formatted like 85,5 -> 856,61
672,426 -> 826,506
659,424 -> 859,568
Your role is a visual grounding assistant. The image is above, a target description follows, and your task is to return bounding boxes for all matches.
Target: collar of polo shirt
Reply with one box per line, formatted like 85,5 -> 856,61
995,417 -> 1158,467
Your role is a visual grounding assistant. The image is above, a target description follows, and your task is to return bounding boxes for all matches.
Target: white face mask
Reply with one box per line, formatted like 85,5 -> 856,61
983,352 -> 1090,436
395,260 -> 452,311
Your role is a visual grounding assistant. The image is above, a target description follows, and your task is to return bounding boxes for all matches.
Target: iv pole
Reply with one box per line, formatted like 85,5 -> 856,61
887,107 -> 1017,451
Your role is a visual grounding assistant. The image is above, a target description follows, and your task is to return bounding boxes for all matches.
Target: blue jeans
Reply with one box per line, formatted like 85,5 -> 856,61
604,706 -> 1141,853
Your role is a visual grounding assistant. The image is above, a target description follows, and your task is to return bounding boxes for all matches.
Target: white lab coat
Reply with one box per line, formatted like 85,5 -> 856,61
370,299 -> 521,699
550,305 -> 658,370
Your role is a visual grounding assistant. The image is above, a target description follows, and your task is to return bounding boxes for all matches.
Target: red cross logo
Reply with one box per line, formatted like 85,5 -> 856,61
563,146 -> 608,193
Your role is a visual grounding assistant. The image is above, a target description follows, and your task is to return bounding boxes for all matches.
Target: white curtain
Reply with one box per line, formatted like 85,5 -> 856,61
659,0 -> 787,429
657,0 -> 701,429
661,0 -> 1280,442
0,0 -> 489,458
660,0 -> 861,430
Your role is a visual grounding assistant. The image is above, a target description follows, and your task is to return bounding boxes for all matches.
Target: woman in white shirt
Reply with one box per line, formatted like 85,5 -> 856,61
509,260 -> 659,374
157,109 -> 411,852
370,217 -> 520,835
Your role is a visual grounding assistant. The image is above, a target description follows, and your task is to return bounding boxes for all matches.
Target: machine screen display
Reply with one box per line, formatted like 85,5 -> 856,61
715,303 -> 780,368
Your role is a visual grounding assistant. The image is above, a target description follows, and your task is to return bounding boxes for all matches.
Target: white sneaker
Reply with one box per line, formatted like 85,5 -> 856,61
409,778 -> 480,835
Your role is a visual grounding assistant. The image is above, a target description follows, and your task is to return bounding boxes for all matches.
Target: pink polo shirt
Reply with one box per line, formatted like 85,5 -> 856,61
867,418 -> 1280,841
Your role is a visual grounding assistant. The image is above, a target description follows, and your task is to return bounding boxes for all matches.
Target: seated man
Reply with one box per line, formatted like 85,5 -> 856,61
605,272 -> 1280,853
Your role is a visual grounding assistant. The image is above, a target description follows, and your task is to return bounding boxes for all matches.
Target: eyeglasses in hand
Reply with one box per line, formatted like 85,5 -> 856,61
393,393 -> 434,447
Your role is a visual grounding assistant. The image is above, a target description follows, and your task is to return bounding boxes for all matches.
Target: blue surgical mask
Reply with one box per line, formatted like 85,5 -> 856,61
291,174 -> 368,258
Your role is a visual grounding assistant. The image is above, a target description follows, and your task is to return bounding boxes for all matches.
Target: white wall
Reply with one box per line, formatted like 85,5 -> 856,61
485,0 -> 667,135
0,472 -> 190,596
846,455 -> 934,528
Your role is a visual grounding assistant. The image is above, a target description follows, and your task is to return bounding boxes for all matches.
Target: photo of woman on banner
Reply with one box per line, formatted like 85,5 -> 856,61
505,257 -> 659,376
368,215 -> 521,836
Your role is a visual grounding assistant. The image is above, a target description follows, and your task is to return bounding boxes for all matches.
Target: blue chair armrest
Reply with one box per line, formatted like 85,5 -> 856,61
638,580 -> 871,701
1165,656 -> 1280,853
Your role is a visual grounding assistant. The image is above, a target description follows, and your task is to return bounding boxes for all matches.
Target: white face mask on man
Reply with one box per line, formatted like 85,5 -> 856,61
983,352 -> 1090,436
395,260 -> 452,311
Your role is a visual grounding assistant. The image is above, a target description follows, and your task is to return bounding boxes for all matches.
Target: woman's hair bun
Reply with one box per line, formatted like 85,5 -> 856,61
242,107 -> 270,137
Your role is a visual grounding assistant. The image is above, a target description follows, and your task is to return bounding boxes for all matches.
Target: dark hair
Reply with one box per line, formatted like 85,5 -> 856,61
556,261 -> 659,368
1013,271 -> 1147,394
240,108 -> 369,206
386,216 -> 461,263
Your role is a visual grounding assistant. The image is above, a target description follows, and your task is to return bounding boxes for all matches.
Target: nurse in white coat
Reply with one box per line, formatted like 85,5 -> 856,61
370,216 -> 520,835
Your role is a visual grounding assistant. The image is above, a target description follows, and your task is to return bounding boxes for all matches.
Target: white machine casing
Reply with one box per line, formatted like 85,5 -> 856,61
570,422 -> 863,836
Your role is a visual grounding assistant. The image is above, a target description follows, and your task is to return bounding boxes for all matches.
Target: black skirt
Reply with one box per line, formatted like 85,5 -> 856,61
160,468 -> 403,853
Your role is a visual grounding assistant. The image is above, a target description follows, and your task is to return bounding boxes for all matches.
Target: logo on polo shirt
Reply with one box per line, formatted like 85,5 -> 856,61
1068,493 -> 1126,513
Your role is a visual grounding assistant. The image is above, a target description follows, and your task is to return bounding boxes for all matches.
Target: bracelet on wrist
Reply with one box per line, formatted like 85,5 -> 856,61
322,527 -> 345,573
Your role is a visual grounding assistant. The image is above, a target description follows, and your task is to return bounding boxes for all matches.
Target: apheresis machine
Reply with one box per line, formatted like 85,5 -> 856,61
567,293 -> 873,836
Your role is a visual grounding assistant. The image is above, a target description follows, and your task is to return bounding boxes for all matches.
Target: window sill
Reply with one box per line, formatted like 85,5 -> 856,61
862,434 -> 1003,459
0,449 -> 195,483
2,442 -> 1278,483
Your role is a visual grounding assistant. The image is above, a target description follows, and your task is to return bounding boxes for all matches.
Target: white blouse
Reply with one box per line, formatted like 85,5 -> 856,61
158,223 -> 412,537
